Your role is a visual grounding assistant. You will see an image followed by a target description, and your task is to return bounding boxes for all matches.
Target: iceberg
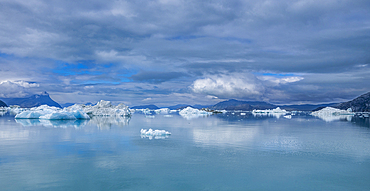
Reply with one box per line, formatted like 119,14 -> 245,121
134,108 -> 152,115
154,108 -> 170,114
140,128 -> 171,139
82,100 -> 131,117
15,104 -> 90,120
252,107 -> 288,118
179,107 -> 212,120
311,107 -> 354,122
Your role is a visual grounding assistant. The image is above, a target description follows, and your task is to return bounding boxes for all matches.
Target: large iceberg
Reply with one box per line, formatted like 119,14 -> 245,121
179,107 -> 212,120
15,105 -> 90,120
82,100 -> 131,116
141,129 -> 171,139
311,107 -> 354,122
13,100 -> 130,120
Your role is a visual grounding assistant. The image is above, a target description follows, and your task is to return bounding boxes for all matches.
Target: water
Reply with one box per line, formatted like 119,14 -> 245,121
0,112 -> 370,190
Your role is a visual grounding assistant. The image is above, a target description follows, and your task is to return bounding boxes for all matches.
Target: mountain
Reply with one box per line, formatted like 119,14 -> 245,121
0,100 -> 7,107
336,92 -> 370,112
1,91 -> 61,108
167,104 -> 192,110
61,103 -> 75,108
211,99 -> 276,110
280,103 -> 339,111
131,105 -> 159,109
192,104 -> 214,109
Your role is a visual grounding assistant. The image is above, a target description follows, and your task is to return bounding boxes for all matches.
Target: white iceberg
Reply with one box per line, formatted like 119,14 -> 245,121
252,107 -> 287,114
15,104 -> 90,120
179,107 -> 212,120
283,115 -> 292,119
252,107 -> 288,118
140,128 -> 171,139
134,108 -> 152,115
311,107 -> 354,122
154,108 -> 170,114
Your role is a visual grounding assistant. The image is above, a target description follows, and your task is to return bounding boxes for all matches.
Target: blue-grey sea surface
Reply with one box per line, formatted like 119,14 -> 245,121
0,112 -> 369,190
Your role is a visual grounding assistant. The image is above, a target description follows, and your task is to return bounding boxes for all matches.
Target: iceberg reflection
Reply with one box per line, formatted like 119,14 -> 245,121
88,116 -> 131,129
15,119 -> 88,128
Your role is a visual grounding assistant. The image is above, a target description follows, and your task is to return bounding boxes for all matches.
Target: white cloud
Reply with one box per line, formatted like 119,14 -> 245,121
84,86 -> 94,90
191,73 -> 265,99
206,95 -> 218,99
0,80 -> 39,98
142,97 -> 152,101
257,76 -> 304,85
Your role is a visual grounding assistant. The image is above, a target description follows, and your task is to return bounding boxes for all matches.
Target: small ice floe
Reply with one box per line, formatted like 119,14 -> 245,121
140,129 -> 171,140
283,115 -> 292,119
163,115 -> 173,118
154,108 -> 170,114
179,107 -> 212,120
311,107 -> 354,122
240,113 -> 246,116
252,107 -> 288,118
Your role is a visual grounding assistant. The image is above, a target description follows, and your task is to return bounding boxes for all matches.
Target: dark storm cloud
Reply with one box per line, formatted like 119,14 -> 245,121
0,0 -> 369,105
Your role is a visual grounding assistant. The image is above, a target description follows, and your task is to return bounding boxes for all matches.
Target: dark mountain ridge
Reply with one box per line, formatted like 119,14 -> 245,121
131,105 -> 160,109
211,99 -> 276,110
336,92 -> 370,112
1,91 -> 61,108
0,100 -> 7,107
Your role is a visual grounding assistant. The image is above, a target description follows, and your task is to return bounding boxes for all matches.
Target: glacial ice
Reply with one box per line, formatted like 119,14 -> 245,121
82,100 -> 131,116
154,108 -> 170,114
311,107 -> 354,122
14,100 -> 130,120
15,105 -> 90,120
179,107 -> 212,120
252,107 -> 288,118
252,107 -> 288,114
140,128 -> 171,139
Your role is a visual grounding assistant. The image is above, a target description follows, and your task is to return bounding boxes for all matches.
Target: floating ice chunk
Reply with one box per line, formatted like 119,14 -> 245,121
134,108 -> 152,115
163,115 -> 173,118
140,128 -> 171,139
154,108 -> 170,114
75,100 -> 131,117
179,107 -> 212,120
40,112 -> 77,120
252,107 -> 287,113
240,113 -> 246,115
311,107 -> 354,122
252,107 -> 288,118
15,104 -> 90,120
69,110 -> 90,119
283,115 -> 292,119
15,111 -> 45,119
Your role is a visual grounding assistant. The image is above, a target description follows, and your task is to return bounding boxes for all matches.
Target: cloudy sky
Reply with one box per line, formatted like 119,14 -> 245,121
0,0 -> 369,106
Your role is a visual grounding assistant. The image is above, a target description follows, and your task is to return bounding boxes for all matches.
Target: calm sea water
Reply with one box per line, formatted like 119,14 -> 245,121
0,112 -> 370,190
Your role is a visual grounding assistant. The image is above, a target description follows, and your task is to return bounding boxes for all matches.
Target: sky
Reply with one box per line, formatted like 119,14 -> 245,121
0,0 -> 369,107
